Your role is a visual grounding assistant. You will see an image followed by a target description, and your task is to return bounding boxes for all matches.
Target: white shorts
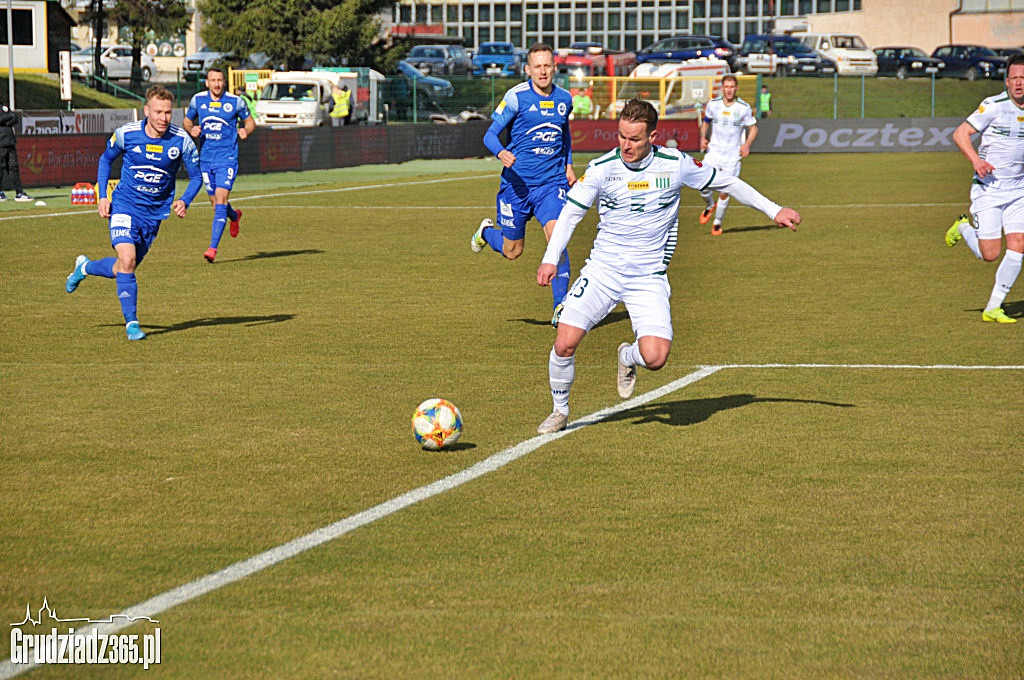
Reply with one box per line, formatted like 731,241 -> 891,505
702,151 -> 741,179
970,182 -> 1024,239
557,261 -> 673,340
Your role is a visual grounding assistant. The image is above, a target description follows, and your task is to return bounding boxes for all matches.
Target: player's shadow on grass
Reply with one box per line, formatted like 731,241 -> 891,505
216,249 -> 324,263
713,223 -> 791,235
125,314 -> 295,336
515,309 -> 631,328
603,393 -> 854,428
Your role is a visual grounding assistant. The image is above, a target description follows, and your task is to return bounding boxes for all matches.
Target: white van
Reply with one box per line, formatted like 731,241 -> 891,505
796,32 -> 878,76
252,72 -> 339,128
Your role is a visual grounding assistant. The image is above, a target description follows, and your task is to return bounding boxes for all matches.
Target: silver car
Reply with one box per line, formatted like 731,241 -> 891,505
71,45 -> 157,81
182,46 -> 232,74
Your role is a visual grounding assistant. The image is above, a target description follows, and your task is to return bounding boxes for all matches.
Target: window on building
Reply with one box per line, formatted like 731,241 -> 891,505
676,10 -> 689,28
430,5 -> 442,22
462,5 -> 474,21
780,0 -> 794,13
609,12 -> 621,29
399,5 -> 412,23
593,13 -> 604,29
495,26 -> 506,40
746,0 -> 760,14
527,14 -> 538,30
709,21 -> 723,36
727,21 -> 740,42
447,26 -> 459,37
543,13 -> 554,30
709,0 -> 723,18
463,27 -> 475,44
693,1 -> 706,18
642,11 -> 654,29
542,34 -> 554,46
745,20 -> 759,36
835,0 -> 849,9
558,35 -> 571,47
415,5 -> 427,23
658,10 -> 671,29
853,0 -> 861,8
447,5 -> 457,22
799,0 -> 813,13
511,26 -> 523,45
511,4 -> 522,20
625,34 -> 637,50
608,34 -> 620,49
559,12 -> 570,30
479,4 -> 490,21
817,0 -> 832,12
728,0 -> 741,16
479,27 -> 490,42
626,12 -> 637,29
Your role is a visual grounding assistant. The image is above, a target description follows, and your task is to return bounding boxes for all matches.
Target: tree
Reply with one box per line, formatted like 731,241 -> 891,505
78,0 -> 190,88
196,0 -> 395,72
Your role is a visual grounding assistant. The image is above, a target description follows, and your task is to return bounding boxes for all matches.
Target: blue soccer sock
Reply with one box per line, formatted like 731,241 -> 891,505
209,204 -> 228,249
226,203 -> 238,222
483,225 -> 505,254
85,257 -> 116,278
551,249 -> 570,307
115,272 -> 138,323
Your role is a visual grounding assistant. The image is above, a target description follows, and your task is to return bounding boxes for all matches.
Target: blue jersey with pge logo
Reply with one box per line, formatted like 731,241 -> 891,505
185,90 -> 250,167
97,121 -> 202,221
487,81 -> 573,188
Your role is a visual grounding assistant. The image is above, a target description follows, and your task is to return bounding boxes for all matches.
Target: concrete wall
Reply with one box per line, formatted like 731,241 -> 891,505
793,0 -> 1023,53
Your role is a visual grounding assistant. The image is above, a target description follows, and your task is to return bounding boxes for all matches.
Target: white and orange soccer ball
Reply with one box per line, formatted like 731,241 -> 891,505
411,398 -> 463,450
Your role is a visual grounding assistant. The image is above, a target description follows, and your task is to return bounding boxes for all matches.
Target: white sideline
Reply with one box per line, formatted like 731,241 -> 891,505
0,365 -> 721,679
3,361 -> 1022,677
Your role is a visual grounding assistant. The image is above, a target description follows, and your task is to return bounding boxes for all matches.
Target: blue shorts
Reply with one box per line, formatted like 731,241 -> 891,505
202,162 -> 238,195
495,180 -> 569,241
109,213 -> 161,265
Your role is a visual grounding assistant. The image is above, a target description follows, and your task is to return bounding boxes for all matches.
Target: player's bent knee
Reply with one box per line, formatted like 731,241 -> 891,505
503,241 -> 524,259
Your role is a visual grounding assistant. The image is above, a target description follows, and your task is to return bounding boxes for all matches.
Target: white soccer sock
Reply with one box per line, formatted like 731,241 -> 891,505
714,196 -> 730,224
985,249 -> 1023,311
619,341 -> 647,369
548,348 -> 574,415
959,222 -> 983,260
700,189 -> 714,209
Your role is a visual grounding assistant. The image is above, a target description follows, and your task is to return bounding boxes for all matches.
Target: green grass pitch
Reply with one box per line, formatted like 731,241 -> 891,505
1,152 -> 1021,678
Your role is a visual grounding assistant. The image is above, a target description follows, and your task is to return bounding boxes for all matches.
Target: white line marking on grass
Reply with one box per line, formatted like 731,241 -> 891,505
717,363 -> 1024,370
0,365 -> 721,679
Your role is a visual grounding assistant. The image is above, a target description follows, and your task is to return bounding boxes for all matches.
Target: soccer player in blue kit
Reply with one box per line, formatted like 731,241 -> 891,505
64,85 -> 202,341
183,67 -> 255,263
471,43 -> 576,326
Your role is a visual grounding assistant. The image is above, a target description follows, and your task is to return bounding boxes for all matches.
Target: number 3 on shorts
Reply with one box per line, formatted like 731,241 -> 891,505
569,276 -> 589,298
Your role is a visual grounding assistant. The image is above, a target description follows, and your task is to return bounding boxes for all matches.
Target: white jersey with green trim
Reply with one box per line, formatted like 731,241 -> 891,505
966,92 -> 1024,189
542,145 -> 783,276
704,97 -> 756,159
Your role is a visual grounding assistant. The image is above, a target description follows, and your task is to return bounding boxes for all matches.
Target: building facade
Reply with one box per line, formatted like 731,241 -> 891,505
390,0 -> 1023,53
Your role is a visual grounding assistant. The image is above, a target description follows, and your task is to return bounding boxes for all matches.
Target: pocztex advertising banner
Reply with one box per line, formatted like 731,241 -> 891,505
751,117 -> 962,153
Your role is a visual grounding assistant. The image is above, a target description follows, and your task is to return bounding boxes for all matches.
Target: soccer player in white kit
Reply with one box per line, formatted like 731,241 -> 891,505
698,74 -> 758,236
535,99 -> 800,434
945,54 -> 1024,324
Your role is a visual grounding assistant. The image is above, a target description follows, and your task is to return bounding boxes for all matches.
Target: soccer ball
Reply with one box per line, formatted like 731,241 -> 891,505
411,398 -> 463,450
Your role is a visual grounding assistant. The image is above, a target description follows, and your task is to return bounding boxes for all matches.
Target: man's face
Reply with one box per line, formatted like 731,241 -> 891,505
145,96 -> 173,136
206,71 -> 225,98
722,79 -> 737,102
525,50 -> 555,92
1007,64 -> 1024,107
618,117 -> 656,164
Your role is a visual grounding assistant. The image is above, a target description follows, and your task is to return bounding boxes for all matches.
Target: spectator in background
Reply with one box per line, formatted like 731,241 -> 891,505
341,84 -> 353,126
235,86 -> 256,114
571,87 -> 593,119
758,84 -> 772,119
0,102 -> 33,202
330,84 -> 350,126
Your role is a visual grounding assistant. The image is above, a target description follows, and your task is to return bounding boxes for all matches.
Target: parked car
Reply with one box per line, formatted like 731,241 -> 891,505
795,32 -> 877,76
737,34 -> 835,76
406,44 -> 472,76
71,45 -> 157,81
930,44 -> 1007,80
636,34 -> 737,71
993,46 -> 1024,58
873,47 -> 944,79
182,45 -> 233,74
394,60 -> 455,109
473,42 -> 521,76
